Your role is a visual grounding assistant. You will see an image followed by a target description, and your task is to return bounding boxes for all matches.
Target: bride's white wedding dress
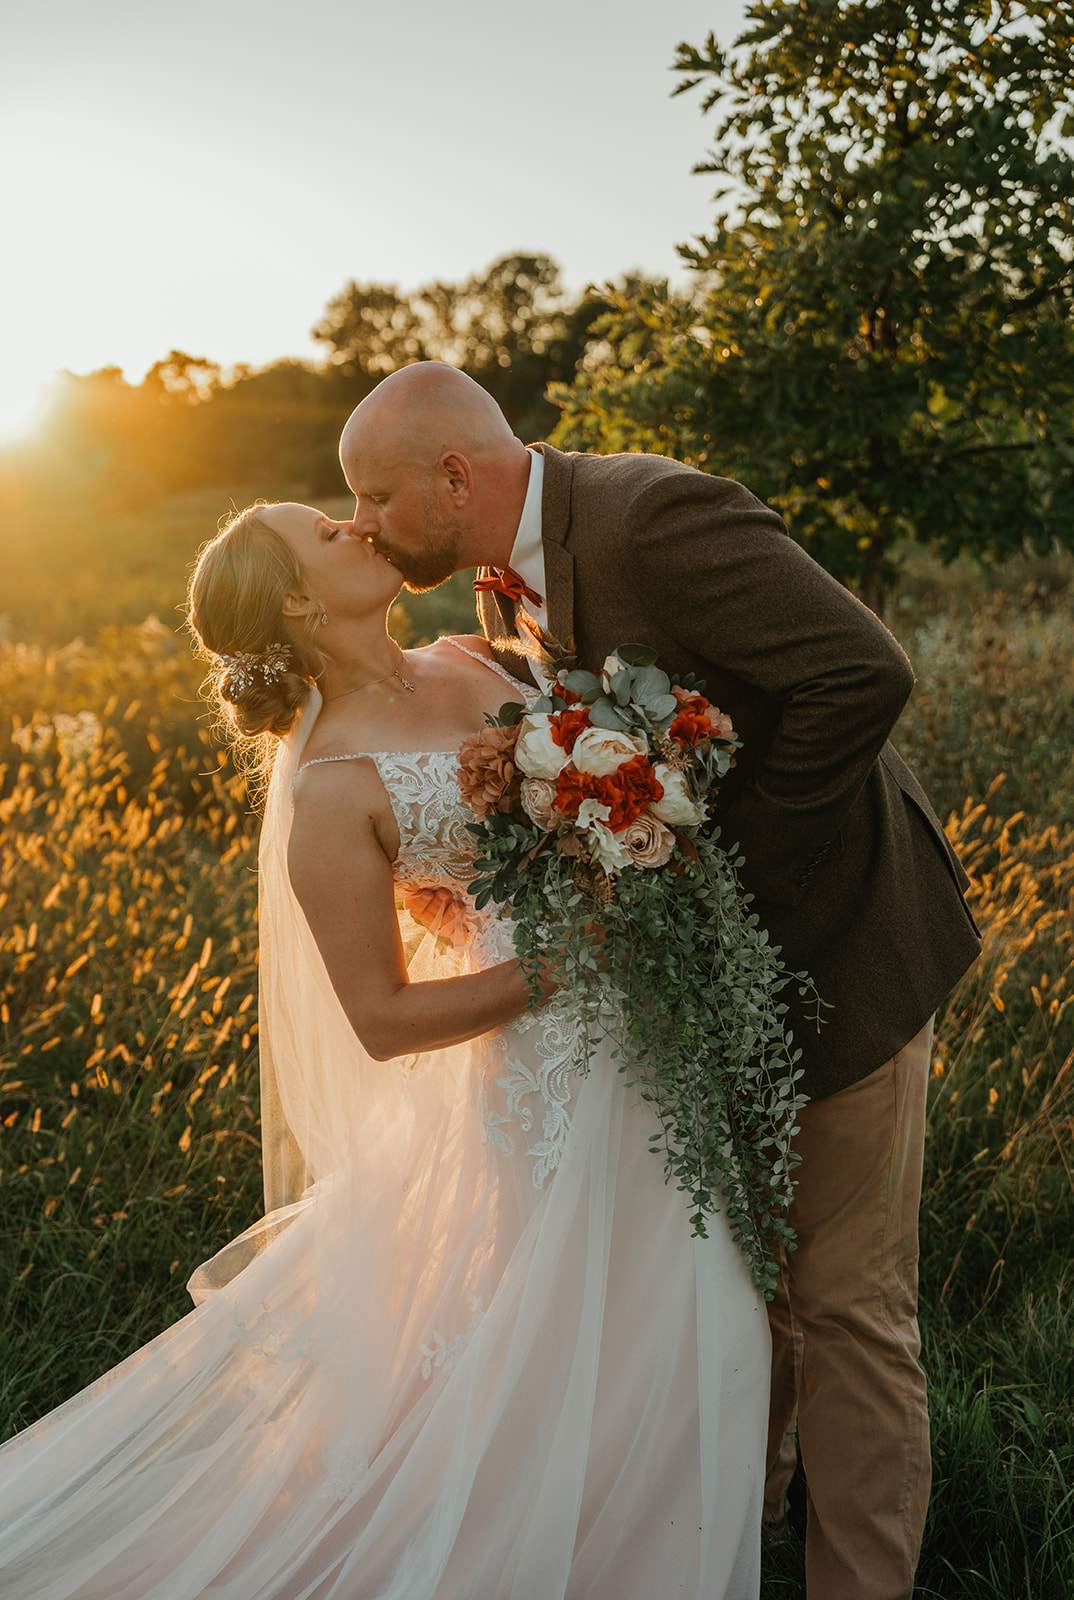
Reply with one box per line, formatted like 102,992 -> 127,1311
0,645 -> 768,1599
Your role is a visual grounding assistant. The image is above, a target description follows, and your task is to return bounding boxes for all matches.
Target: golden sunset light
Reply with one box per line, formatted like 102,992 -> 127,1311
2,0 -> 744,425
0,381 -> 49,445
3,1 -> 1074,1593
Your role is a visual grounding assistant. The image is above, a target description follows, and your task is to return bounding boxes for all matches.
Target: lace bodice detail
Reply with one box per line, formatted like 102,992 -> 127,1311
295,641 -> 533,956
372,750 -> 486,892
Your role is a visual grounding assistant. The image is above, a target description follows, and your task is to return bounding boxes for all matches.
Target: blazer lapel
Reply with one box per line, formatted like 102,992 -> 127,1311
533,444 -> 575,651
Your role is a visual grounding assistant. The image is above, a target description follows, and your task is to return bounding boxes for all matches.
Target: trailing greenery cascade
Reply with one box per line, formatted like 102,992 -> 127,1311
465,647 -> 818,1299
471,820 -> 814,1300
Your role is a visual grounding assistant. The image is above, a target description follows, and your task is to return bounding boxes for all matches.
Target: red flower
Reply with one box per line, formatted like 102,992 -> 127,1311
550,706 -> 591,753
554,754 -> 664,832
607,755 -> 664,828
669,691 -> 716,747
552,766 -> 598,821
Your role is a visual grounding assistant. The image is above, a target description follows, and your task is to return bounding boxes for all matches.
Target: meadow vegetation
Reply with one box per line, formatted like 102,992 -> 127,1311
0,492 -> 1071,1597
3,2 -> 1070,1584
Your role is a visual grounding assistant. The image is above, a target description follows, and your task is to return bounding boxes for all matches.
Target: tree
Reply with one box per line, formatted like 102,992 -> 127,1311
32,354 -> 365,504
204,359 -> 365,492
311,285 -> 432,380
143,351 -> 222,405
313,253 -> 606,438
551,0 -> 1074,612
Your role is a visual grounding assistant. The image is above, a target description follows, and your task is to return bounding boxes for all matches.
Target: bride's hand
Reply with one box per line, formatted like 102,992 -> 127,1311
402,886 -> 469,945
526,919 -> 605,1005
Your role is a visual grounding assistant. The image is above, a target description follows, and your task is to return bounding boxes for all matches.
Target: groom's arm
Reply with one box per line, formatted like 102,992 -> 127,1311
626,471 -> 914,909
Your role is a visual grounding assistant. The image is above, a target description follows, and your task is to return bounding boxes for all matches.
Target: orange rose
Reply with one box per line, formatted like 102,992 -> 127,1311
603,755 -> 664,829
550,706 -> 591,754
553,766 -> 601,822
554,754 -> 663,833
669,692 -> 715,747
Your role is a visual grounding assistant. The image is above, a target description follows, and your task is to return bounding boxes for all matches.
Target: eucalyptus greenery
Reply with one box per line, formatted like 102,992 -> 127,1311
466,645 -> 819,1298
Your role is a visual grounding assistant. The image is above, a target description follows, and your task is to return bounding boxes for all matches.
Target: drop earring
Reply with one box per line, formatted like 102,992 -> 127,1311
320,608 -> 329,627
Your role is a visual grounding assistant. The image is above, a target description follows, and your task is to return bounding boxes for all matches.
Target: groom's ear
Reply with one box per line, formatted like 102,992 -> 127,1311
439,450 -> 473,506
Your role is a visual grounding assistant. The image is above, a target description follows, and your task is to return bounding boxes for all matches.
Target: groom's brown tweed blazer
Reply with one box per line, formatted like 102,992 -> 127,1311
477,444 -> 981,1101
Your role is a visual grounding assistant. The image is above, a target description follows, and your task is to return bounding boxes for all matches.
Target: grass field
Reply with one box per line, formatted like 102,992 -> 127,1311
1,486 -> 1072,1596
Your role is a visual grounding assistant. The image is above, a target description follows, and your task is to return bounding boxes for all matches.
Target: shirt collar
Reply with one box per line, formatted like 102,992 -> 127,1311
507,447 -> 545,595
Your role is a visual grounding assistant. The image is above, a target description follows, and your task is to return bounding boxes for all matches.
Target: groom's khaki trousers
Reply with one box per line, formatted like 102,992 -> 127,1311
764,1019 -> 933,1600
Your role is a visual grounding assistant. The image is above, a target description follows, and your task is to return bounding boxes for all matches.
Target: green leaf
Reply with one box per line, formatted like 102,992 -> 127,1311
616,643 -> 659,667
610,669 -> 634,706
631,665 -> 672,701
588,698 -> 632,731
563,669 -> 600,696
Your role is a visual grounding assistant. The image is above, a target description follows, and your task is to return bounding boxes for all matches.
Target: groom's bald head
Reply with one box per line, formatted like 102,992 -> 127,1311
339,363 -> 530,586
340,363 -> 516,473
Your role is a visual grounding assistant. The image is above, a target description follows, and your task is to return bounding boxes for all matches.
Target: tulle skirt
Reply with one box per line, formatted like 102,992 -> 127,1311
0,1015 -> 769,1599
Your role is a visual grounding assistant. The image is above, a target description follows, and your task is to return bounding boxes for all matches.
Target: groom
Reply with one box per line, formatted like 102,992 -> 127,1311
338,362 -> 980,1600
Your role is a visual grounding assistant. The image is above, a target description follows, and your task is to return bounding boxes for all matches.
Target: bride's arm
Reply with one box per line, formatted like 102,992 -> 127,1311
288,760 -> 549,1062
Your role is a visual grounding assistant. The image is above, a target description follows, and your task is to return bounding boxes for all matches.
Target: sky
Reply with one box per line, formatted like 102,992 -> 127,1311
1,0 -> 748,439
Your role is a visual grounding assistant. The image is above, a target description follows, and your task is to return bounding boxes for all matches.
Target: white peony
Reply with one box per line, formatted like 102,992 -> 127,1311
514,714 -> 571,780
570,726 -> 648,778
586,820 -> 633,876
649,764 -> 706,826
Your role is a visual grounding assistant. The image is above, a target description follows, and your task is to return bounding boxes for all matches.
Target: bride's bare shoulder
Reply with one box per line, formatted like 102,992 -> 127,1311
290,755 -> 399,862
426,633 -> 498,662
291,752 -> 388,818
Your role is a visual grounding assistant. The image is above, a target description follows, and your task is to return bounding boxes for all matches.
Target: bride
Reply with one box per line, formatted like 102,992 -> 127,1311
0,500 -> 769,1599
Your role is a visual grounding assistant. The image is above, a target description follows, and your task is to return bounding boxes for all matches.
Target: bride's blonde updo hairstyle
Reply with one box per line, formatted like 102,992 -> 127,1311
187,503 -> 327,753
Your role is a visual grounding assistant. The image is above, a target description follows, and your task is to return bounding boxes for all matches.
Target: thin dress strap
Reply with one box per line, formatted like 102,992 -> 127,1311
295,753 -> 369,777
443,636 -> 529,693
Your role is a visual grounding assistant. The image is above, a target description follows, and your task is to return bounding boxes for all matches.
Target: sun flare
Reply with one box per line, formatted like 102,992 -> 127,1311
0,380 -> 51,446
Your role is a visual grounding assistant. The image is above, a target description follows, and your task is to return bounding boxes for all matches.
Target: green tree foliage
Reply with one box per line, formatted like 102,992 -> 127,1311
311,286 -> 431,379
313,252 -> 605,439
551,0 -> 1074,611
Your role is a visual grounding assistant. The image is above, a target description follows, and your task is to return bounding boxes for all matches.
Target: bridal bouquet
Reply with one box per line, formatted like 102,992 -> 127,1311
458,644 -> 818,1299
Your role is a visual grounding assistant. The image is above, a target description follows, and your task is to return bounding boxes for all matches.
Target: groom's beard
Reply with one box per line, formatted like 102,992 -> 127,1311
383,496 -> 464,593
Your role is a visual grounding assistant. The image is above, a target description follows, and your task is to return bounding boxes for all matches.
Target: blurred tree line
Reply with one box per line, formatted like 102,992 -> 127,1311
4,1 -> 1073,621
7,254 -> 610,511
